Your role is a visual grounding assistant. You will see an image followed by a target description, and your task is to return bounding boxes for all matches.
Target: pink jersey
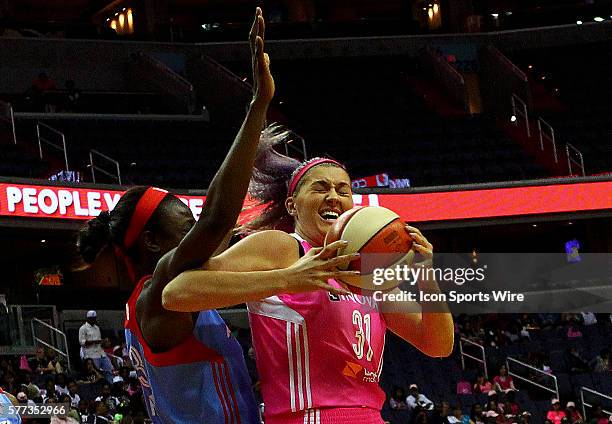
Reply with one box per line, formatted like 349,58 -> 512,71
248,234 -> 387,423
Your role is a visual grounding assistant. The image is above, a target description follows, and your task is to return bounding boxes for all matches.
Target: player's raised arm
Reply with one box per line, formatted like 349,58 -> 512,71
165,7 -> 275,279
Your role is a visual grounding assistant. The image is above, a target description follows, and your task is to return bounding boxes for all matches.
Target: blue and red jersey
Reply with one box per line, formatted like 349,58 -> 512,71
125,276 -> 259,424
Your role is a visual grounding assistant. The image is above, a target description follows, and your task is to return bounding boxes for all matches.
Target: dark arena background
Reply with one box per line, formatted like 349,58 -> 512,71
1,0 -> 612,423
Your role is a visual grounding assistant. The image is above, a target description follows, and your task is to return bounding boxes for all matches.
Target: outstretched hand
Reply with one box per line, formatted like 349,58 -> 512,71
250,8 -> 274,107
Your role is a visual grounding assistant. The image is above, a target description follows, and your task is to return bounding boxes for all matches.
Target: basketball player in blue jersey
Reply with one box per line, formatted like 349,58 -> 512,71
0,388 -> 20,424
77,9 -> 352,424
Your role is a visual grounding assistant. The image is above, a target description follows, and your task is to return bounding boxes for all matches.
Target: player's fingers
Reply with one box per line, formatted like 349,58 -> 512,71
323,253 -> 359,269
318,282 -> 351,295
249,9 -> 259,50
258,14 -> 265,41
331,270 -> 361,279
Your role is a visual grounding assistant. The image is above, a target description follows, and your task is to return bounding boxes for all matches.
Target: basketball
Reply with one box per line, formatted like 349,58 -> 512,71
326,206 -> 415,291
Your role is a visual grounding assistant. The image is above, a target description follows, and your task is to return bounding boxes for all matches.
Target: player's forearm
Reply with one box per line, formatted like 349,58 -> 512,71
382,277 -> 454,357
169,103 -> 268,275
162,268 -> 286,312
204,101 -> 268,224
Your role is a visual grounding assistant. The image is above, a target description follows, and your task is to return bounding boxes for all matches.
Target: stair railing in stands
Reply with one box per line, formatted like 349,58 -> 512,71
537,118 -> 558,163
0,100 -> 17,144
580,387 -> 612,421
131,53 -> 196,114
566,143 -> 586,176
31,318 -> 72,373
459,338 -> 488,379
511,94 -> 530,138
506,356 -> 559,399
89,149 -> 122,185
36,121 -> 69,171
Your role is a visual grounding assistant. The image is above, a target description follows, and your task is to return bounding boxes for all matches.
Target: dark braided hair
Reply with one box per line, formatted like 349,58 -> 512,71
77,186 -> 173,264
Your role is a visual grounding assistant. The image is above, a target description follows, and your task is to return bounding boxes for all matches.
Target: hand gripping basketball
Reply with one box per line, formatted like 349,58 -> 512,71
283,239 -> 360,295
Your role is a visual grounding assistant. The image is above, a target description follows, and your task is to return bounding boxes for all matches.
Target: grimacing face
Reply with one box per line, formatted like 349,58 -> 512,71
287,165 -> 353,247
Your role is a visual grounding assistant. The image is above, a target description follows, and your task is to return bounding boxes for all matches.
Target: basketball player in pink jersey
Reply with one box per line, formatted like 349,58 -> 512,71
163,138 -> 454,424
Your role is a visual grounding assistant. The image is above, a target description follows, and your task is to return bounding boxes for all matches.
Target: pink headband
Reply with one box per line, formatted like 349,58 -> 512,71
287,158 -> 344,197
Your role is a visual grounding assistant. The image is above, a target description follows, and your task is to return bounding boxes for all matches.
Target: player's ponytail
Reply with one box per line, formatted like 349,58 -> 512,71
77,210 -> 112,264
77,186 -> 166,266
240,124 -> 301,233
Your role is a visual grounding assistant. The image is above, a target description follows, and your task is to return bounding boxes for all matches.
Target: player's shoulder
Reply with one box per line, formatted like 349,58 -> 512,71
241,230 -> 296,246
214,230 -> 299,270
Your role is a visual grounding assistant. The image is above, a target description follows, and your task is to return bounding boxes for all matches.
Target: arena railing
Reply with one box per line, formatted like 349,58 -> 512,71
580,387 -> 612,420
31,318 -> 72,372
36,121 -> 69,172
566,143 -> 586,176
419,47 -> 469,112
0,100 -> 17,145
130,52 -> 197,114
537,118 -> 558,164
459,337 -> 488,379
1,305 -> 58,354
506,356 -> 559,399
89,149 -> 122,185
511,94 -> 530,137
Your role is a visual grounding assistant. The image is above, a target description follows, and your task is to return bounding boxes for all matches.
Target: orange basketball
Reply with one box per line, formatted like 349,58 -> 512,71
325,206 -> 415,292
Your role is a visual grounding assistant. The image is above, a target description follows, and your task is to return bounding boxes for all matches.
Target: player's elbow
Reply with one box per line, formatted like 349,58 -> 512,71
161,284 -> 186,311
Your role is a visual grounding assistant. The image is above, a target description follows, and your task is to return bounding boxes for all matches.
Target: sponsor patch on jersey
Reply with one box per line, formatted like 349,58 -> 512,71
342,361 -> 363,378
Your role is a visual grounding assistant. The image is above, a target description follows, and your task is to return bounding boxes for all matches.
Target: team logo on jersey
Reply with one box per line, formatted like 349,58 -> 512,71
342,361 -> 363,378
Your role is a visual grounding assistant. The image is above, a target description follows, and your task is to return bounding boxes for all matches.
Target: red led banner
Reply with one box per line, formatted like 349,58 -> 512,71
0,181 -> 611,223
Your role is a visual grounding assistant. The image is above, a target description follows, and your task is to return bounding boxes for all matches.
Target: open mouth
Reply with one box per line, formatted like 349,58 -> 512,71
319,210 -> 340,222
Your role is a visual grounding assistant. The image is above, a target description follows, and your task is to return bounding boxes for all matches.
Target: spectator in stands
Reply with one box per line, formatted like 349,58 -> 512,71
43,378 -> 59,401
67,380 -> 80,407
565,402 -> 584,424
19,371 -> 41,401
79,311 -> 113,383
484,410 -> 501,424
64,80 -> 81,112
431,401 -> 451,424
77,358 -> 105,385
448,405 -> 473,424
77,399 -> 91,422
54,373 -> 69,396
581,312 -> 597,326
95,383 -> 120,414
588,404 -> 610,424
487,399 -> 503,417
31,72 -> 57,92
29,347 -> 50,375
567,324 -> 583,339
471,404 -> 485,424
547,399 -> 567,424
390,386 -> 408,409
39,348 -> 64,375
493,365 -> 516,393
407,384 -> 434,410
503,391 -> 520,416
519,411 -> 531,424
474,374 -> 494,393
591,349 -> 610,372
412,406 -> 430,424
92,400 -> 113,424
567,347 -> 590,374
16,391 -> 34,406
1,371 -> 17,393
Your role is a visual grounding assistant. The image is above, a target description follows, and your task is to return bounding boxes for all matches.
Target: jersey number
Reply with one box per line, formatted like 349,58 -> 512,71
352,310 -> 373,362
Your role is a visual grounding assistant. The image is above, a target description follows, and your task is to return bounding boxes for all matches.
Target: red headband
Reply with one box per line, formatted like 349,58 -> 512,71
287,158 -> 344,197
123,187 -> 169,249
